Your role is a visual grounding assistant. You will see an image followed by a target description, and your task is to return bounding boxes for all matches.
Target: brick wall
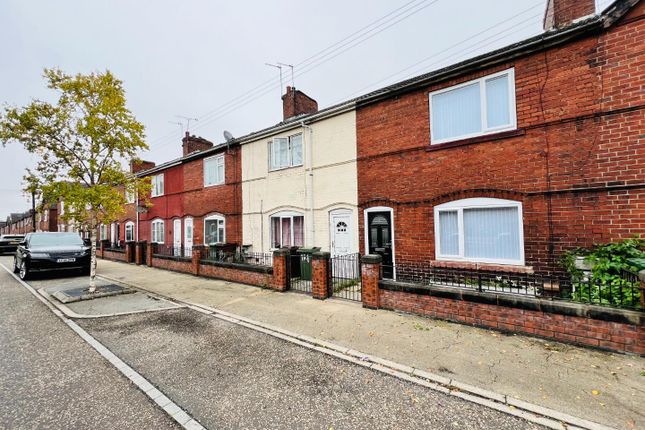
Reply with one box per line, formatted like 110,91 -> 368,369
199,261 -> 272,288
103,249 -> 128,263
356,5 -> 645,274
151,256 -> 192,274
379,287 -> 644,355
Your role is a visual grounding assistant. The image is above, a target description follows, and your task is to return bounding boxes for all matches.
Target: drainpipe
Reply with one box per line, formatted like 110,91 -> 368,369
135,192 -> 139,242
301,120 -> 314,247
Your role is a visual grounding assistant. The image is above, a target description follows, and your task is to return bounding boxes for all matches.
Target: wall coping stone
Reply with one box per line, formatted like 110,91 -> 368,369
200,259 -> 273,274
152,254 -> 191,263
362,254 -> 382,264
273,248 -> 291,257
379,279 -> 644,326
105,248 -> 126,254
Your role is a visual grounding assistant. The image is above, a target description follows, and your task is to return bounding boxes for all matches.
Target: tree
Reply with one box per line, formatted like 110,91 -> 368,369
0,68 -> 150,292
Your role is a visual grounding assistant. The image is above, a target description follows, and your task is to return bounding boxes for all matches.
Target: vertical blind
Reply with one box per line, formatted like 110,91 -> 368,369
438,210 -> 459,255
463,207 -> 520,260
432,82 -> 481,141
485,75 -> 510,128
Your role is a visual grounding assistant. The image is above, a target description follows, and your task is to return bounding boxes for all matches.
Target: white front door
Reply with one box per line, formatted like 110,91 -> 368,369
173,219 -> 182,256
184,217 -> 193,257
110,223 -> 115,245
330,211 -> 352,256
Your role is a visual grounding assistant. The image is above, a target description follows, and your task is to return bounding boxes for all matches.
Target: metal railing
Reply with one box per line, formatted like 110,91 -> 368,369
331,253 -> 361,301
381,262 -> 643,311
202,248 -> 273,267
289,253 -> 312,294
153,244 -> 190,259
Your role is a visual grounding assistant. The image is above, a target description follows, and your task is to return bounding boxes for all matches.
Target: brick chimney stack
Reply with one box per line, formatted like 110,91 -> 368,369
182,132 -> 214,156
543,0 -> 595,30
130,159 -> 156,173
282,86 -> 318,121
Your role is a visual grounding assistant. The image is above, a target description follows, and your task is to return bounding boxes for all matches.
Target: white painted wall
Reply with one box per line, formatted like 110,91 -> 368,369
241,110 -> 358,254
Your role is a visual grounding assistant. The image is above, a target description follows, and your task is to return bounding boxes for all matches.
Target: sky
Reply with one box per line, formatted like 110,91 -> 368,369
0,0 -> 614,220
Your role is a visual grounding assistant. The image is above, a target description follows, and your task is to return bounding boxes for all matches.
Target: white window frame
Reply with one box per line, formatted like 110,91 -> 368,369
125,190 -> 135,204
151,174 -> 164,197
151,219 -> 165,244
203,214 -> 226,245
125,221 -> 135,242
434,197 -> 524,266
268,133 -> 303,171
269,211 -> 304,249
429,68 -> 517,145
99,224 -> 108,240
203,154 -> 225,187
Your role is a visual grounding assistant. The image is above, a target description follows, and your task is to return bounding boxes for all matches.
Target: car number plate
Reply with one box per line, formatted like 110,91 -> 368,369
57,258 -> 76,263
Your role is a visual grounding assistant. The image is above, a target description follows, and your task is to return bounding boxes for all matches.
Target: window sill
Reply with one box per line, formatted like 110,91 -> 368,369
426,128 -> 525,152
268,164 -> 303,173
204,182 -> 225,188
430,259 -> 534,274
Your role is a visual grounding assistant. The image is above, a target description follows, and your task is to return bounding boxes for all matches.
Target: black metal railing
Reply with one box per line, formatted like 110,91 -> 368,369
380,262 -> 643,311
106,241 -> 126,251
242,252 -> 273,267
331,253 -> 362,301
153,244 -> 190,259
289,253 -> 312,294
202,248 -> 273,267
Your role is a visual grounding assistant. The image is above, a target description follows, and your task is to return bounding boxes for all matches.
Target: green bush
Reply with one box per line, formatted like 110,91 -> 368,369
560,238 -> 644,308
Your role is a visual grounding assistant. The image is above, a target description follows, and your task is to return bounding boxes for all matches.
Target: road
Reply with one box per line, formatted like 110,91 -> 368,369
0,255 -> 545,429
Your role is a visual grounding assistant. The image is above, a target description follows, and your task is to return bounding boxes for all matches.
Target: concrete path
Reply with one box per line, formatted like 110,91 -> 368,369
96,259 -> 645,429
0,263 -> 180,429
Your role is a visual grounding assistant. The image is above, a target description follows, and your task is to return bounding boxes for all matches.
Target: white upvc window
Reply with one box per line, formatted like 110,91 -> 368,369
125,221 -> 135,242
430,68 -> 516,145
151,174 -> 164,197
151,219 -> 165,243
125,190 -> 135,204
204,155 -> 225,187
270,211 -> 304,248
100,224 -> 108,240
434,198 -> 524,265
269,133 -> 303,171
203,214 -> 225,245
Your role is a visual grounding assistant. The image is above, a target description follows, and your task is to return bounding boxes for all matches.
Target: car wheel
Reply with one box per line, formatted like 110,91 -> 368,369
19,260 -> 29,280
13,257 -> 19,273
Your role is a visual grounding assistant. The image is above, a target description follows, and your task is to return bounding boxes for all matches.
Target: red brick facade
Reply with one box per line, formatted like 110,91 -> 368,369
356,2 -> 645,274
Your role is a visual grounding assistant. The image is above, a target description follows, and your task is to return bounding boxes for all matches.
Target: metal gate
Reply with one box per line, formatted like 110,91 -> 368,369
288,252 -> 312,294
331,253 -> 361,301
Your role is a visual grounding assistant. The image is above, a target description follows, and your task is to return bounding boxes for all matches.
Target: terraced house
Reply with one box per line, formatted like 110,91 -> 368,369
355,0 -> 644,279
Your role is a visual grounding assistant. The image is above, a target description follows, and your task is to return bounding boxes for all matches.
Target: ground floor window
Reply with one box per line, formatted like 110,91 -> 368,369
434,198 -> 524,265
270,212 -> 304,248
99,224 -> 107,240
151,219 -> 165,243
125,222 -> 135,242
204,215 -> 225,245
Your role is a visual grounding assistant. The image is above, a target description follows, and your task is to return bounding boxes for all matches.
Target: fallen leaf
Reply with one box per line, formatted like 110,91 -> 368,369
591,390 -> 600,395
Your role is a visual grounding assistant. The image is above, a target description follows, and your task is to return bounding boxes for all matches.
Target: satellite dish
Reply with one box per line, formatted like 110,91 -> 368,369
223,130 -> 234,142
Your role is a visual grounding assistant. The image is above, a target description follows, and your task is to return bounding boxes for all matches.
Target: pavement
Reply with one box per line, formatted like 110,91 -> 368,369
95,258 -> 645,430
0,261 -> 180,430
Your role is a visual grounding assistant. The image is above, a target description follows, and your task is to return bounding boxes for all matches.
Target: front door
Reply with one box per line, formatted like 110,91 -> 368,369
110,223 -> 115,246
173,219 -> 182,256
367,211 -> 394,279
184,217 -> 193,257
331,211 -> 352,256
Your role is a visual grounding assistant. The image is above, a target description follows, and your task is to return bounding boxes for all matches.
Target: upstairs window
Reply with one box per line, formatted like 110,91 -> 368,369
125,190 -> 135,204
434,198 -> 524,265
151,219 -> 165,243
151,174 -> 164,197
204,155 -> 225,187
430,68 -> 516,144
269,133 -> 303,171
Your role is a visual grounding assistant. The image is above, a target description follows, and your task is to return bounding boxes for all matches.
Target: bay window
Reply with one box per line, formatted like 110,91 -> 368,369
151,219 -> 165,243
269,133 -> 303,171
270,212 -> 304,248
204,215 -> 225,245
430,68 -> 516,144
434,198 -> 524,265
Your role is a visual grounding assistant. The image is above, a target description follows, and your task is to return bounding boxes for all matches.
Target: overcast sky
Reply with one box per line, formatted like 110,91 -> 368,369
0,0 -> 613,220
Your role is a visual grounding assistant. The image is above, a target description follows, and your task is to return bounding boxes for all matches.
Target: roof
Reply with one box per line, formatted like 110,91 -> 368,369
138,0 -> 638,177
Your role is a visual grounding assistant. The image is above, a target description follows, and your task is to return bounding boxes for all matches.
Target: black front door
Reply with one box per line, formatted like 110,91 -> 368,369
367,211 -> 394,279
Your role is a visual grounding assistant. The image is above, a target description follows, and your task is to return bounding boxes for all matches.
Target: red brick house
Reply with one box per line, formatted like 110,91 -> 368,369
356,0 -> 644,278
106,132 -> 242,255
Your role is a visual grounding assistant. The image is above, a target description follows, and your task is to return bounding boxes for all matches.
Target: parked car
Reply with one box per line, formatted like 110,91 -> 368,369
0,234 -> 25,254
13,232 -> 91,280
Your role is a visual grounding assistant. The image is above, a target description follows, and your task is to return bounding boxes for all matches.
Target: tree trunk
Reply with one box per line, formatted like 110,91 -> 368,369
89,222 -> 97,293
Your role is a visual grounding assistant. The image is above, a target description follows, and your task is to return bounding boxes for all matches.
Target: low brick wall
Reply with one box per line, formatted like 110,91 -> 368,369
199,260 -> 272,288
379,280 -> 644,355
151,255 -> 192,274
103,249 -> 128,263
